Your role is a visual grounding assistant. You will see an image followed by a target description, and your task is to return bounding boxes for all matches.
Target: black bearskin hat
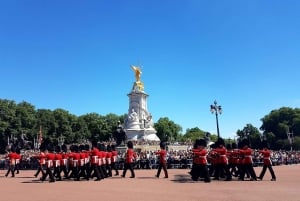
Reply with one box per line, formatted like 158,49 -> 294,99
241,139 -> 250,147
55,145 -> 61,153
261,140 -> 269,149
226,143 -> 232,150
111,144 -> 116,151
127,141 -> 133,149
160,141 -> 166,149
231,142 -> 237,149
61,144 -> 68,152
216,137 -> 225,147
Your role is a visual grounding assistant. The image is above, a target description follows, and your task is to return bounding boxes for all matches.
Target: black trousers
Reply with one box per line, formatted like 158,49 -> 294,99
122,163 -> 135,178
191,164 -> 211,182
156,163 -> 168,178
259,164 -> 276,179
5,164 -> 15,177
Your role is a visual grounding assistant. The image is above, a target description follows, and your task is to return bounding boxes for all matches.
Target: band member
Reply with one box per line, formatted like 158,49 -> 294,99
214,138 -> 232,181
155,141 -> 168,178
122,141 -> 136,178
111,144 -> 119,176
5,146 -> 18,177
190,139 -> 211,182
239,139 -> 257,181
257,140 -> 276,181
34,146 -> 46,178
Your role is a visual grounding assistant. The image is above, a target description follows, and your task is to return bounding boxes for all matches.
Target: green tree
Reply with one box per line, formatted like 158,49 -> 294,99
154,117 -> 182,142
236,123 -> 261,149
260,107 -> 300,149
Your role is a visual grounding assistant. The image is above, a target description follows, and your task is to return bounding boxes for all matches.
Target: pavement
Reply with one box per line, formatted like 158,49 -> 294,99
0,165 -> 299,201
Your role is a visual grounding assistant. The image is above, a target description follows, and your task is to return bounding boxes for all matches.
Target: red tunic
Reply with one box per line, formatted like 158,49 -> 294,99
192,148 -> 208,165
91,148 -> 99,165
46,153 -> 56,168
259,149 -> 272,166
7,152 -> 19,165
54,153 -> 62,167
125,148 -> 136,164
240,148 -> 253,164
111,150 -> 118,163
106,152 -> 112,165
215,146 -> 228,164
156,149 -> 167,164
38,152 -> 46,165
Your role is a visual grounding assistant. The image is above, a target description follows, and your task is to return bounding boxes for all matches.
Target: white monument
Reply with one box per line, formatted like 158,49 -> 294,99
124,65 -> 160,142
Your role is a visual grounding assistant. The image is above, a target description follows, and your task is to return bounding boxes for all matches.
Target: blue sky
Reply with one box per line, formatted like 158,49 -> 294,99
1,1 -> 300,139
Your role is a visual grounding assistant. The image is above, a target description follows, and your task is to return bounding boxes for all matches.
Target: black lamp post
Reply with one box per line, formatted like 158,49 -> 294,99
287,129 -> 294,151
210,100 -> 222,139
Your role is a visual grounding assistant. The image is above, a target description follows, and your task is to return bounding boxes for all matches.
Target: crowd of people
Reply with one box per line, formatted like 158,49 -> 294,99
1,139 -> 299,183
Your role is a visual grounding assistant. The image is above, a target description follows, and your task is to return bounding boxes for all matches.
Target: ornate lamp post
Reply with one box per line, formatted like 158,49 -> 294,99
286,128 -> 294,151
210,100 -> 222,139
58,135 -> 65,148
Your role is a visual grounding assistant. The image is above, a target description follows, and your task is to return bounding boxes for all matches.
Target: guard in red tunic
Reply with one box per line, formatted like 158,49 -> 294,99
5,146 -> 18,177
111,144 -> 119,176
239,139 -> 257,181
59,144 -> 69,179
53,146 -> 62,181
214,138 -> 232,181
121,141 -> 136,178
90,141 -> 102,181
34,147 -> 46,178
155,141 -> 168,178
106,145 -> 113,177
190,139 -> 210,182
257,140 -> 276,181
40,145 -> 55,182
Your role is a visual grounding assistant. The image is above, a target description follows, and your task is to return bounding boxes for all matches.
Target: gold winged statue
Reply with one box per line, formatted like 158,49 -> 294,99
131,65 -> 142,82
131,65 -> 144,91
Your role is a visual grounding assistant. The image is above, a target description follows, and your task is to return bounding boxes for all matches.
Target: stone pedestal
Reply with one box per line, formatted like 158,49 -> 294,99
124,81 -> 160,142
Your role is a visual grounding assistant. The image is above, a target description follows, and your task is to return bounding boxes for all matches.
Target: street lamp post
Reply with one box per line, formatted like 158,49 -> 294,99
210,100 -> 222,139
286,129 -> 294,151
58,135 -> 65,149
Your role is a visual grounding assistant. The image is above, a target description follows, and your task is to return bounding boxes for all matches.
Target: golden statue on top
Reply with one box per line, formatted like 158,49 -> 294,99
131,65 -> 144,91
131,65 -> 142,81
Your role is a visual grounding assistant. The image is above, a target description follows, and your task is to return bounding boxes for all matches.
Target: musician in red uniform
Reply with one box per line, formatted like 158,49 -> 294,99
5,146 -> 18,177
239,139 -> 257,181
155,141 -> 168,178
257,140 -> 276,181
111,144 -> 119,176
190,139 -> 210,182
121,141 -> 136,178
